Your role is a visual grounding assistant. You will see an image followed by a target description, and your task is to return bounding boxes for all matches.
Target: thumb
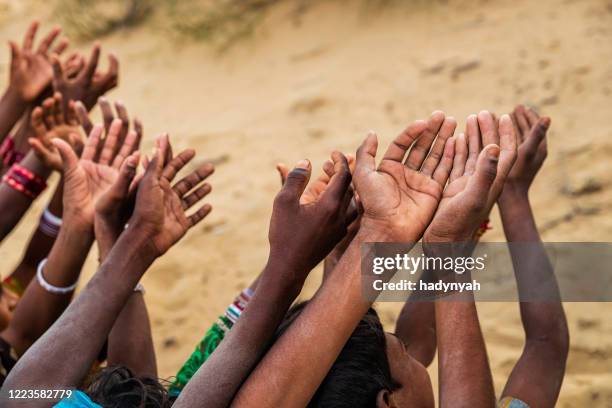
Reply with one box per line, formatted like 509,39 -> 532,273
280,159 -> 311,202
466,144 -> 499,199
51,138 -> 79,173
276,163 -> 289,186
110,152 -> 140,199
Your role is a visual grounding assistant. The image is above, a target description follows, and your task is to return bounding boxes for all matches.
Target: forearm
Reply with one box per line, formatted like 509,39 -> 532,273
0,87 -> 27,144
498,190 -> 567,341
107,291 -> 157,378
2,227 -> 155,396
175,260 -> 304,408
0,152 -> 51,242
7,180 -> 64,290
435,295 -> 495,407
395,300 -> 436,367
233,228 -> 388,407
1,220 -> 93,355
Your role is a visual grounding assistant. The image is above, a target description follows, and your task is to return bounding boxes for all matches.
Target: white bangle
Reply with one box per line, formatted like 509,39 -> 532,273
38,208 -> 63,237
36,259 -> 78,294
134,283 -> 146,295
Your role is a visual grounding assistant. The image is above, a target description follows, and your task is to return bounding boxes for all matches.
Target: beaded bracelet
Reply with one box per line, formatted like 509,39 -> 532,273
36,259 -> 78,294
2,164 -> 47,199
38,207 -> 63,237
224,288 -> 254,324
475,218 -> 492,239
0,136 -> 24,167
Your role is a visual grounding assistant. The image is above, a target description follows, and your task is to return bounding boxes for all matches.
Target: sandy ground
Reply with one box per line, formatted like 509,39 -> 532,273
0,0 -> 611,406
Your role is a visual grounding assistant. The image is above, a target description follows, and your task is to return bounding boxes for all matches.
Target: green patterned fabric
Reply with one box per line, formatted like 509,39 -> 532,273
168,315 -> 233,397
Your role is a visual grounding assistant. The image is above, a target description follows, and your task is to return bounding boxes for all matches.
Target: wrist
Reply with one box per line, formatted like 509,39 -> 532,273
259,259 -> 305,301
3,86 -> 28,109
499,183 -> 529,205
121,223 -> 161,265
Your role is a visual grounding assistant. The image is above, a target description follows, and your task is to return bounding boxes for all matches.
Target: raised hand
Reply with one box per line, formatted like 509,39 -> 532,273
424,111 -> 518,243
74,97 -> 142,147
503,105 -> 550,196
8,21 -> 68,103
28,92 -> 82,171
52,119 -> 140,227
129,137 -> 214,257
51,43 -> 119,112
353,111 -> 456,242
269,151 -> 354,275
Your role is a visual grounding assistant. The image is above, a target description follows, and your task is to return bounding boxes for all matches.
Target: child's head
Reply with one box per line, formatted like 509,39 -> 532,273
85,366 -> 173,408
277,302 -> 434,408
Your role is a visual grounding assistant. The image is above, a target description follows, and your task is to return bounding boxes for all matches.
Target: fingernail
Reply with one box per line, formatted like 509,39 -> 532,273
487,145 -> 500,160
295,159 -> 309,170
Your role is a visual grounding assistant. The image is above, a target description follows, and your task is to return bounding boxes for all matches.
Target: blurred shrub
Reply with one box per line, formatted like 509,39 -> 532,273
55,0 -> 153,40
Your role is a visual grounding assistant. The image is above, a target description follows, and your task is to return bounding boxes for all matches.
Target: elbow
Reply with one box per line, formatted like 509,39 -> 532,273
526,315 -> 570,361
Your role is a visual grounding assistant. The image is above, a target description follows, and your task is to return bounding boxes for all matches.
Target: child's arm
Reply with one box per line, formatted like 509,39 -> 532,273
499,105 -> 569,408
0,21 -> 67,143
1,141 -> 212,404
174,152 -> 354,408
423,112 -> 517,407
232,113 -> 456,407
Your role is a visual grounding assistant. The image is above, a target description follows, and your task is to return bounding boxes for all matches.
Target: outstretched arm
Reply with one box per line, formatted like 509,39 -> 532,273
2,140 -> 212,403
499,105 -> 568,408
234,113 -> 455,407
176,152 -> 354,408
424,112 -> 517,407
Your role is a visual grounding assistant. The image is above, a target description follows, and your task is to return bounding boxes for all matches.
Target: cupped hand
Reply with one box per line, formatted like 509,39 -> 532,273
424,111 -> 518,243
28,92 -> 82,171
128,137 -> 214,257
502,104 -> 550,197
269,151 -> 354,277
9,21 -> 68,102
353,111 -> 456,242
52,118 -> 141,227
51,43 -> 119,113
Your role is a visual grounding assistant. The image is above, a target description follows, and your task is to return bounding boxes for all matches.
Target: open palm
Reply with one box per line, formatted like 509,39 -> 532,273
424,112 -> 518,243
354,112 -> 457,242
54,119 -> 141,226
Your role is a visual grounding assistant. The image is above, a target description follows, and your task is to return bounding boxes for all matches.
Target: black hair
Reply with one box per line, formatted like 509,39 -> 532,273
85,366 -> 173,408
275,301 -> 399,408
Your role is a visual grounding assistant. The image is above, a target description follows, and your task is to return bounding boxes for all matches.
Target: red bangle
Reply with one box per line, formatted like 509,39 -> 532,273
2,164 -> 47,199
0,136 -> 25,167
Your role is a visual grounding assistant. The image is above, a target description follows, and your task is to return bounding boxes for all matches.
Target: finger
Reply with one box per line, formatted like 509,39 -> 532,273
134,117 -> 143,142
23,21 -> 38,51
52,92 -> 64,125
515,105 -> 530,136
51,54 -> 64,88
495,114 -> 519,184
322,151 -> 351,205
188,203 -> 212,227
29,137 -> 54,158
523,116 -> 550,154
183,183 -> 212,210
75,101 -> 93,134
510,111 -> 524,144
109,152 -> 140,199
322,159 -> 334,179
525,106 -> 540,128
52,138 -> 79,173
30,107 -> 48,138
432,136 -> 456,186
405,111 -> 445,170
98,119 -> 122,165
66,101 -> 79,125
9,41 -> 20,69
277,160 -> 311,203
99,53 -> 119,91
355,132 -> 378,174
161,149 -> 196,181
114,101 -> 130,148
80,43 -> 100,84
53,38 -> 69,55
276,163 -> 290,185
382,120 -> 428,162
37,26 -> 61,55
464,114 -> 481,175
112,131 -> 138,169
465,144 -> 500,200
477,110 -> 499,147
82,124 -> 104,160
421,116 -> 457,176
173,161 -> 215,196
42,97 -> 56,129
450,133 -> 467,182
98,97 -> 114,133
346,153 -> 356,174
